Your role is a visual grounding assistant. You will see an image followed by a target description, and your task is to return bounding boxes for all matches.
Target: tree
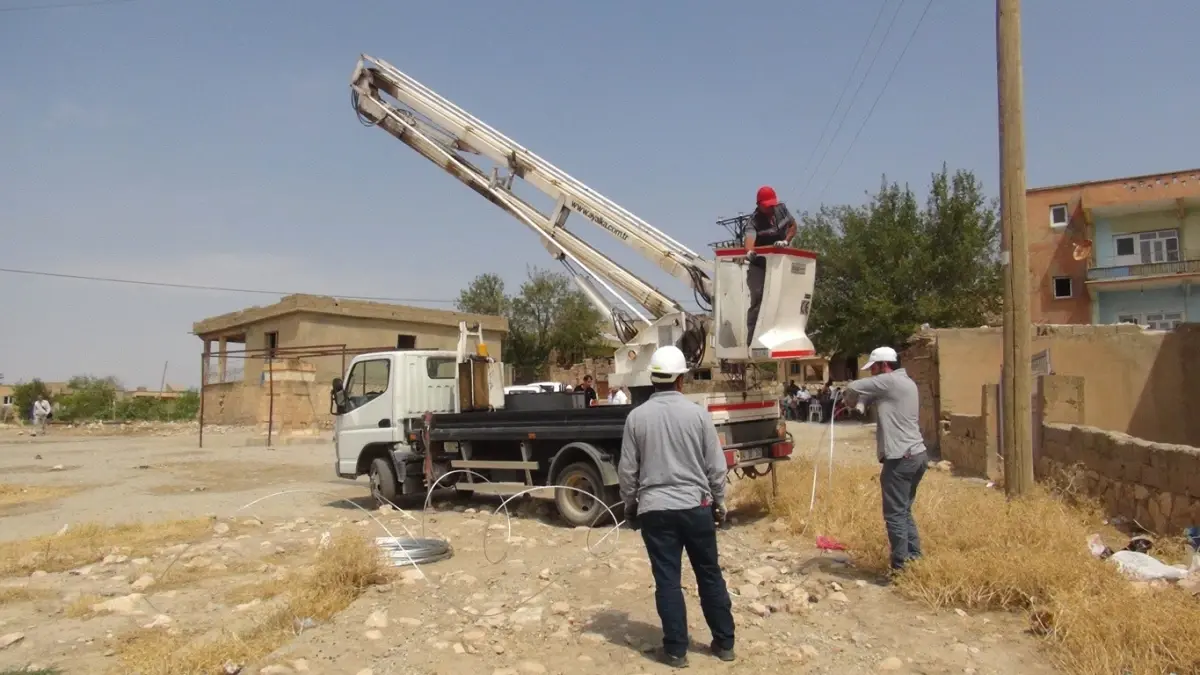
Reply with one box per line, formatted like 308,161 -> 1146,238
56,376 -> 121,422
12,379 -> 51,423
795,166 -> 1001,359
457,269 -> 605,380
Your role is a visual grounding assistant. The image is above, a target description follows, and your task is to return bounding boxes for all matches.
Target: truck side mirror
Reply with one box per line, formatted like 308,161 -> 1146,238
331,378 -> 348,415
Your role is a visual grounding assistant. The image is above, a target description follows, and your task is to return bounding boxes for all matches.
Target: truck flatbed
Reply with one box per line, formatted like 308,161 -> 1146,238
426,404 -> 629,442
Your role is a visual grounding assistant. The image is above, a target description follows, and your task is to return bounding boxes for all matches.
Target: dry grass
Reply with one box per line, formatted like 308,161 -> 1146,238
0,518 -> 217,578
736,459 -> 1200,675
0,483 -> 80,510
115,531 -> 390,675
63,593 -> 104,618
0,586 -> 51,605
224,578 -> 289,605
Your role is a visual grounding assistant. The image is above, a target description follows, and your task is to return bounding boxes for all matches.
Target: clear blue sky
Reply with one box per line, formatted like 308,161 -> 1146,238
2,0 -> 1197,389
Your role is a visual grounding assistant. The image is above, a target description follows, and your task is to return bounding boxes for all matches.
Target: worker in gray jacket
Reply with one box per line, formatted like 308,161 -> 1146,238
618,345 -> 735,668
844,346 -> 929,572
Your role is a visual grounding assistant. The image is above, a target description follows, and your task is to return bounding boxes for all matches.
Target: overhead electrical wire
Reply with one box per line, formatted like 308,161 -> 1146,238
0,0 -> 136,13
813,0 -> 936,205
792,0 -> 891,199
796,0 -> 909,205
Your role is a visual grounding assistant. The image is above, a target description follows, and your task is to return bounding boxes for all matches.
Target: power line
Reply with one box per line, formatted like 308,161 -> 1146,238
0,0 -> 136,13
792,0 -> 890,199
813,0 -> 935,205
796,0 -> 908,205
0,266 -> 461,305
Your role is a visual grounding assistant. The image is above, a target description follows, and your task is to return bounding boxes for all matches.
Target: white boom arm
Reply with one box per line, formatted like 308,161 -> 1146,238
350,55 -> 713,322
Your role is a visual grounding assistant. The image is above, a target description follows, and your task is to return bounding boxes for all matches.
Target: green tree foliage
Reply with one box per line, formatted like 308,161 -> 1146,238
457,269 -> 605,380
113,391 -> 200,422
11,379 -> 51,422
56,376 -> 121,422
795,166 -> 1001,358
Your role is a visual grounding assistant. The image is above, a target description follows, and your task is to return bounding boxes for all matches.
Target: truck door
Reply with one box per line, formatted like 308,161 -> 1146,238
336,356 -> 397,475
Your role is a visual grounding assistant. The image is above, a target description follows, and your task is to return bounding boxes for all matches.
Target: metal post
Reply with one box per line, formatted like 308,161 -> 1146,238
267,356 -> 274,449
199,352 -> 207,449
997,0 -> 1034,496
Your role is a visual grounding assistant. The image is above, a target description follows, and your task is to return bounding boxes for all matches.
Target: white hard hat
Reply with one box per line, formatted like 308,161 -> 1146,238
861,346 -> 899,370
648,345 -> 690,382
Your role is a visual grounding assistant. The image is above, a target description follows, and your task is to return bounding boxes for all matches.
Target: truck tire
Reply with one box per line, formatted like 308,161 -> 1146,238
368,457 -> 400,507
554,461 -> 617,527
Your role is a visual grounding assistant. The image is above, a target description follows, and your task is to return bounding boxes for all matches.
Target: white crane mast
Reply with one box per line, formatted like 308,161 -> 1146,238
350,55 -> 713,325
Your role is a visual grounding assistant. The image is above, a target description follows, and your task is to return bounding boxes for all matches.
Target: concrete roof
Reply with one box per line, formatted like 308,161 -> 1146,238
1028,168 -> 1200,194
193,294 -> 508,338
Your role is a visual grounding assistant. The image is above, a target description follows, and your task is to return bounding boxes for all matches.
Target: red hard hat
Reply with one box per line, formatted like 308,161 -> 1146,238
756,186 -> 779,208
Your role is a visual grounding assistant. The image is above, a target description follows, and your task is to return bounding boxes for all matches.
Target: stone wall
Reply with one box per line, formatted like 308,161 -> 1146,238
1040,423 -> 1200,535
940,414 -> 992,478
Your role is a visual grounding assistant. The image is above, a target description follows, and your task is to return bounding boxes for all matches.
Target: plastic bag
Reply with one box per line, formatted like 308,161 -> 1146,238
1108,550 -> 1189,581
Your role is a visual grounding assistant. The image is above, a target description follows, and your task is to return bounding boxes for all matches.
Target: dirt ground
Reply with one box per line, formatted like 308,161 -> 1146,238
0,423 -> 1059,674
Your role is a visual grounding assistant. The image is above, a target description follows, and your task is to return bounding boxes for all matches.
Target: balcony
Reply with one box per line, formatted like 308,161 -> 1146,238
1087,250 -> 1200,282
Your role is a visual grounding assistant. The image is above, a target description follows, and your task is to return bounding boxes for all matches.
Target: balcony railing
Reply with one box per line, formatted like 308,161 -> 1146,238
1087,251 -> 1200,281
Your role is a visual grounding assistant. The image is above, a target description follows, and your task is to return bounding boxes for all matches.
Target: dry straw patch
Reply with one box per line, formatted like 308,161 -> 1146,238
0,586 -> 51,605
736,459 -> 1200,675
0,518 -> 217,578
115,531 -> 390,675
0,483 -> 80,510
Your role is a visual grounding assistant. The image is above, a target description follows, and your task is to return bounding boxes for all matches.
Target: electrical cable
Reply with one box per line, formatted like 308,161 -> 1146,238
812,0 -> 936,205
793,0 -> 892,197
796,0 -> 908,204
0,266 -> 459,304
0,0 -> 134,13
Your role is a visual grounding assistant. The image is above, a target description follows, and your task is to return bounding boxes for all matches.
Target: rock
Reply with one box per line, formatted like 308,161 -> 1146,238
0,632 -> 25,650
737,584 -> 761,600
51,464 -> 65,471
102,554 -> 128,565
30,570 -> 47,578
878,656 -> 904,671
131,574 -> 156,591
491,670 -> 518,675
800,644 -> 819,658
830,581 -> 844,592
259,666 -> 294,675
142,614 -> 172,629
770,519 -> 789,532
452,643 -> 466,654
462,629 -> 487,643
828,591 -> 849,603
394,617 -> 422,627
364,630 -> 384,641
354,670 -> 373,675
537,568 -> 551,580
954,608 -> 968,618
748,602 -> 771,617
749,566 -> 780,582
213,522 -> 231,535
92,593 -> 151,615
580,632 -> 605,645
550,601 -> 570,615
291,659 -> 310,672
510,606 -> 543,625
516,662 -> 547,674
364,609 -> 389,628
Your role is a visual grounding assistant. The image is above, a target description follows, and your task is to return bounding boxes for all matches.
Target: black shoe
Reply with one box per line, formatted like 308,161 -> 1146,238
659,651 -> 689,668
711,645 -> 735,662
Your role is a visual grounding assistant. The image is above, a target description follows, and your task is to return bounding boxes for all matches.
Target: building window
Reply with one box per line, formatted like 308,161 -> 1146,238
1138,230 -> 1180,264
1052,277 -> 1073,299
1116,312 -> 1183,330
1049,204 -> 1069,228
265,331 -> 278,358
1,395 -> 11,405
1114,235 -> 1136,258
396,334 -> 416,350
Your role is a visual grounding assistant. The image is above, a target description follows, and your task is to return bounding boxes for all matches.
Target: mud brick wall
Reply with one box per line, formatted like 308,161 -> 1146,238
1040,423 -> 1200,535
940,414 -> 990,477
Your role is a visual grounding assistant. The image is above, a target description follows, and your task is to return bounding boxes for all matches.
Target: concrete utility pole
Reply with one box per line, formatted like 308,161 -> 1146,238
996,0 -> 1035,496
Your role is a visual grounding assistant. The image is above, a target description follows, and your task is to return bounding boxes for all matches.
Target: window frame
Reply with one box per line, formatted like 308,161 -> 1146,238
1049,204 -> 1069,228
1051,276 -> 1073,299
425,356 -> 457,380
342,358 -> 392,412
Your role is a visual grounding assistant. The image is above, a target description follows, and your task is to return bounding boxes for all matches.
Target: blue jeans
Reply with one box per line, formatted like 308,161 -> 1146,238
881,452 -> 927,570
639,506 -> 735,658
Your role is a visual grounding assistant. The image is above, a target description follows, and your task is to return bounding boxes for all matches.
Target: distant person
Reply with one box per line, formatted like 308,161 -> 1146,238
609,386 -> 629,405
32,396 -> 52,435
843,346 -> 928,573
619,345 -> 735,667
579,374 -> 598,406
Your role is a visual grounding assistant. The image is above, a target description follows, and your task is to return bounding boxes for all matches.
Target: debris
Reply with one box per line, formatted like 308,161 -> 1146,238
0,632 -> 25,650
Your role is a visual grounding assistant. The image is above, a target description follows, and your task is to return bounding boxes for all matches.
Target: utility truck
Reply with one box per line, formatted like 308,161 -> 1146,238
333,55 -> 819,526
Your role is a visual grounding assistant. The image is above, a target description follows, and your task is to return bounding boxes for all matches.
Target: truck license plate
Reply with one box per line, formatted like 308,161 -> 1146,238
737,448 -> 765,463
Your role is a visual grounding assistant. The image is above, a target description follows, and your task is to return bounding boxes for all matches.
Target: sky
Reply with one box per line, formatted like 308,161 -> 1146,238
1,0 -> 1198,389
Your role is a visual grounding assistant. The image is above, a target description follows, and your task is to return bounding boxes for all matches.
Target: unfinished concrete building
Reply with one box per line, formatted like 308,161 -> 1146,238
194,294 -> 507,432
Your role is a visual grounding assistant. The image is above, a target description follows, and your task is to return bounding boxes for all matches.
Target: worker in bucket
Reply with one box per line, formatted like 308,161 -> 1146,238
843,346 -> 929,574
743,185 -> 797,341
618,345 -> 735,668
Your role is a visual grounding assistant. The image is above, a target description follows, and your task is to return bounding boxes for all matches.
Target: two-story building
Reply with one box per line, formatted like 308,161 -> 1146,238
1029,169 -> 1200,327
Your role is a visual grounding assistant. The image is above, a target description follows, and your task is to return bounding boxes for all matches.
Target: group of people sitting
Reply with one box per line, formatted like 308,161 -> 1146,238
781,380 -> 853,422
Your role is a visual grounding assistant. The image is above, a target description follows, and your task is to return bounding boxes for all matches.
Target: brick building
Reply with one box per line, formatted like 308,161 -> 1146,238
1028,168 -> 1200,326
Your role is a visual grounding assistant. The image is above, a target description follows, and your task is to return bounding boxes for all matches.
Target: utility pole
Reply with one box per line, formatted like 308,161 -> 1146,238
997,0 -> 1035,496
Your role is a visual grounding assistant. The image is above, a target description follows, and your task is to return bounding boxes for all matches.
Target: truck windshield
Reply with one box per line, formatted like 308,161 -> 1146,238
427,357 -> 456,379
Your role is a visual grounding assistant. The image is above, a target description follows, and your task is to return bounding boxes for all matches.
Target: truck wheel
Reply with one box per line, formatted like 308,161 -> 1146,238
555,462 -> 616,527
368,457 -> 399,507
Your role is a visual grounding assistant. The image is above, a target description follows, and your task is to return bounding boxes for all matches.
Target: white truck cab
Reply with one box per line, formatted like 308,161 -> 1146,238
332,350 -> 458,479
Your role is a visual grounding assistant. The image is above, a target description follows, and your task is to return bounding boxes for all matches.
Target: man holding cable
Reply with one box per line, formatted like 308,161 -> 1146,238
843,346 -> 929,574
618,345 -> 736,668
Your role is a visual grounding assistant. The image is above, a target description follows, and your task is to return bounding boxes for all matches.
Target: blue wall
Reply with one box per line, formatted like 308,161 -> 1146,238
1095,284 -> 1198,323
